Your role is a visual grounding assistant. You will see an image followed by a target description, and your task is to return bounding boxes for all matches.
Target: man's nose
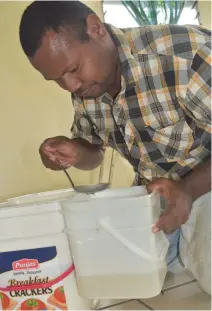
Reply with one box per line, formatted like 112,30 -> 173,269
62,74 -> 83,93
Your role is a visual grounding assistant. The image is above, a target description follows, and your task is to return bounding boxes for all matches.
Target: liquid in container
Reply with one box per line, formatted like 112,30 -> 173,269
63,186 -> 170,299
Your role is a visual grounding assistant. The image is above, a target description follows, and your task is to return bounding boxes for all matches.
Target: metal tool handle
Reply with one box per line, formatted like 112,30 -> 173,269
55,158 -> 75,189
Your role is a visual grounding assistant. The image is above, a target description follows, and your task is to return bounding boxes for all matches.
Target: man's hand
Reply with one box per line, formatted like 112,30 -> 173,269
39,136 -> 80,170
39,136 -> 104,171
146,178 -> 193,233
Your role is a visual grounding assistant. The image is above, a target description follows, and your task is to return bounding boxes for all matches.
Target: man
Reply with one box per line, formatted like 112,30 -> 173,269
19,1 -> 211,268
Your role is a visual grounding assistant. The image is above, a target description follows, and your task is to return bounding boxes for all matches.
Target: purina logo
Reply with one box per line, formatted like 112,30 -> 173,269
12,259 -> 39,271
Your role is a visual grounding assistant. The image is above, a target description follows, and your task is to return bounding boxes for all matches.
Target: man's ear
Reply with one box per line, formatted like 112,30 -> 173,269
85,14 -> 107,40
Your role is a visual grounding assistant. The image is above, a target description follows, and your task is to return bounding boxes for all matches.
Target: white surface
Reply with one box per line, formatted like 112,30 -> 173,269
6,188 -> 76,205
0,202 -> 9,208
180,192 -> 211,295
63,187 -> 169,299
70,185 -> 148,203
0,211 -> 65,240
99,218 -> 168,263
0,202 -> 61,218
0,190 -> 91,310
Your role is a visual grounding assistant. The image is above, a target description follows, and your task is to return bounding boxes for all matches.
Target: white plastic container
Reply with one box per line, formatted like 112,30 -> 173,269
5,188 -> 76,206
0,190 -> 92,310
180,192 -> 211,295
63,186 -> 169,299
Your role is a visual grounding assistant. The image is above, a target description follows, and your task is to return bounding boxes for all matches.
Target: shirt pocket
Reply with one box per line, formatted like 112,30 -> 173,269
146,119 -> 194,162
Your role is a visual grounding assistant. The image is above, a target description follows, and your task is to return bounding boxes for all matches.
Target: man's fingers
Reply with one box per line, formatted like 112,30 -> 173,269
54,156 -> 72,168
44,146 -> 56,152
40,144 -> 56,158
152,224 -> 160,233
39,136 -> 77,171
146,178 -> 168,196
154,208 -> 178,233
146,181 -> 161,193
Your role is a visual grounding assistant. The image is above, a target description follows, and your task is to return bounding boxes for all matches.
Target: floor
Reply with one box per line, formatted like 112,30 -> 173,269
94,268 -> 211,310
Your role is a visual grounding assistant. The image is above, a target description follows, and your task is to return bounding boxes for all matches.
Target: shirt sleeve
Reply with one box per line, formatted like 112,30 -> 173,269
183,41 -> 211,134
70,96 -> 103,146
181,41 -> 211,155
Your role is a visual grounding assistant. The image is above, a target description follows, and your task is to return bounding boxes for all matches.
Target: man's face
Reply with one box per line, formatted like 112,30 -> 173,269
30,16 -> 118,98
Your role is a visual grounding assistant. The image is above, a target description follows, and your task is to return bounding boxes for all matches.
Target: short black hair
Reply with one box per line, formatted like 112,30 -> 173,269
19,0 -> 95,57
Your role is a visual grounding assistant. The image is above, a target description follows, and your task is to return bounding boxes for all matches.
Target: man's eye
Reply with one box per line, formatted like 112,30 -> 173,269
70,67 -> 78,73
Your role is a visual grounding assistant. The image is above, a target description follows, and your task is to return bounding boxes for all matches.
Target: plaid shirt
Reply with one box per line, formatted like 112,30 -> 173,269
71,24 -> 211,185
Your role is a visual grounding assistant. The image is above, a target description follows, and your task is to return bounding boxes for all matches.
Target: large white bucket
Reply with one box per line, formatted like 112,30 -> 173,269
0,189 -> 92,310
180,192 -> 211,295
63,186 -> 170,299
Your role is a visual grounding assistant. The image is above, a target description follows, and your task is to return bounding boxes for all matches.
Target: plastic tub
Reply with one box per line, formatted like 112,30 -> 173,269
0,190 -> 91,310
63,186 -> 169,299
